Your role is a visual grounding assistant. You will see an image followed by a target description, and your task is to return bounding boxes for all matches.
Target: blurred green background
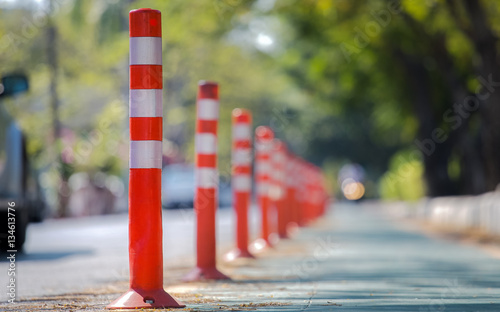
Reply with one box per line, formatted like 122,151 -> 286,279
1,0 -> 500,216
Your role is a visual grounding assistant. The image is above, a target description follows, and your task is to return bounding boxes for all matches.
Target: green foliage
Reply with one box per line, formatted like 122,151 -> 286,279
0,0 -> 306,207
379,149 -> 425,201
2,0 -> 497,203
264,0 -> 500,196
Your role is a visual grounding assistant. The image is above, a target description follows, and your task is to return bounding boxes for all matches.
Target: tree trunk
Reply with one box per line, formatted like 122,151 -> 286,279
393,49 -> 456,196
47,0 -> 67,217
453,0 -> 500,191
400,9 -> 487,195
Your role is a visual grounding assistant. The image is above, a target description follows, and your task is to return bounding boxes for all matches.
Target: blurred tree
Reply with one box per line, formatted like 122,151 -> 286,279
0,0 -> 306,213
444,0 -> 500,191
3,0 -> 498,207
263,0 -> 500,198
1,0 -> 138,213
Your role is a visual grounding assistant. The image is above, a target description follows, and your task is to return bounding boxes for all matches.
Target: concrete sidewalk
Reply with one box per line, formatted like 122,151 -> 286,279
4,202 -> 500,311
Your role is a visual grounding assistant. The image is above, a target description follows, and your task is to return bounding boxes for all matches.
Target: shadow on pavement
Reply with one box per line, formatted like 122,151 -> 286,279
0,249 -> 92,262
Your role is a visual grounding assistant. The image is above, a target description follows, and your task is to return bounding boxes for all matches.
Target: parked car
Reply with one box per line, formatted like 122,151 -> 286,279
161,163 -> 233,209
162,164 -> 195,208
218,178 -> 232,208
0,74 -> 47,251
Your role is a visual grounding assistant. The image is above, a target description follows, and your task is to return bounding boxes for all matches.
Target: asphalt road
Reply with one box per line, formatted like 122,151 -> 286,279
2,201 -> 500,311
0,205 -> 259,301
176,203 -> 500,311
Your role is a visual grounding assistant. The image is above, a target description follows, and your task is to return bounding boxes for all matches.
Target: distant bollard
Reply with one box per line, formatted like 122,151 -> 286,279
107,8 -> 184,309
311,166 -> 327,220
304,164 -> 317,224
271,139 -> 288,239
250,126 -> 275,252
312,166 -> 323,220
183,81 -> 230,281
308,166 -> 318,221
225,108 -> 255,261
285,154 -> 299,233
299,161 -> 315,226
319,171 -> 329,217
296,159 -> 308,227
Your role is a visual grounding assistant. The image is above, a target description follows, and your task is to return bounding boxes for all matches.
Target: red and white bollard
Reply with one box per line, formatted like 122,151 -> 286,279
304,164 -> 323,224
225,108 -> 254,261
314,167 -> 329,218
184,81 -> 230,281
285,153 -> 299,234
304,163 -> 317,225
320,172 -> 330,216
250,126 -> 275,252
107,8 -> 184,309
271,139 -> 288,239
309,166 -> 320,221
296,158 -> 309,227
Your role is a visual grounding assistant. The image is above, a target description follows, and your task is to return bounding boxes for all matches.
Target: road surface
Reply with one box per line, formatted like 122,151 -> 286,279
2,201 -> 500,311
0,205 -> 259,300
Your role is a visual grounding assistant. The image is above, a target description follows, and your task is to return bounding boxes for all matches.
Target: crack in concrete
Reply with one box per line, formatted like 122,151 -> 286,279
301,283 -> 317,311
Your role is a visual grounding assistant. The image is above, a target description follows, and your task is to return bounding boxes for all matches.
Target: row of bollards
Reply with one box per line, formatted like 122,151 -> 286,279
107,8 -> 329,310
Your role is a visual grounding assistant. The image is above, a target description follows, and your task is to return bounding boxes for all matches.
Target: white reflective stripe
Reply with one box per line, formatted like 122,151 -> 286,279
278,173 -> 286,184
232,148 -> 252,165
233,174 -> 251,191
129,89 -> 162,117
196,168 -> 218,188
255,142 -> 272,152
290,160 -> 302,189
285,161 -> 294,186
270,168 -> 278,180
269,185 -> 285,200
130,37 -> 162,65
233,123 -> 251,141
195,133 -> 217,155
197,99 -> 219,120
256,161 -> 271,174
274,171 -> 287,185
286,172 -> 296,186
271,169 -> 284,182
272,151 -> 285,164
256,182 -> 269,195
130,140 -> 162,169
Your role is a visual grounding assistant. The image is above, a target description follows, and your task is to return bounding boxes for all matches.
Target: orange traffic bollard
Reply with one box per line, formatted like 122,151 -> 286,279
315,167 -> 326,219
312,166 -> 327,219
320,172 -> 330,216
304,163 -> 317,224
307,165 -> 323,223
315,168 -> 329,218
225,109 -> 255,261
271,140 -> 288,239
285,154 -> 299,234
296,158 -> 309,227
184,81 -> 230,281
250,126 -> 275,252
107,8 -> 184,309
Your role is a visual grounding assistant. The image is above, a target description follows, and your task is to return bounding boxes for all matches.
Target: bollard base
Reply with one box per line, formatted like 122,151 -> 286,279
106,288 -> 185,309
183,266 -> 231,282
269,233 -> 280,245
249,238 -> 273,254
287,222 -> 300,237
278,232 -> 289,239
224,248 -> 255,262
